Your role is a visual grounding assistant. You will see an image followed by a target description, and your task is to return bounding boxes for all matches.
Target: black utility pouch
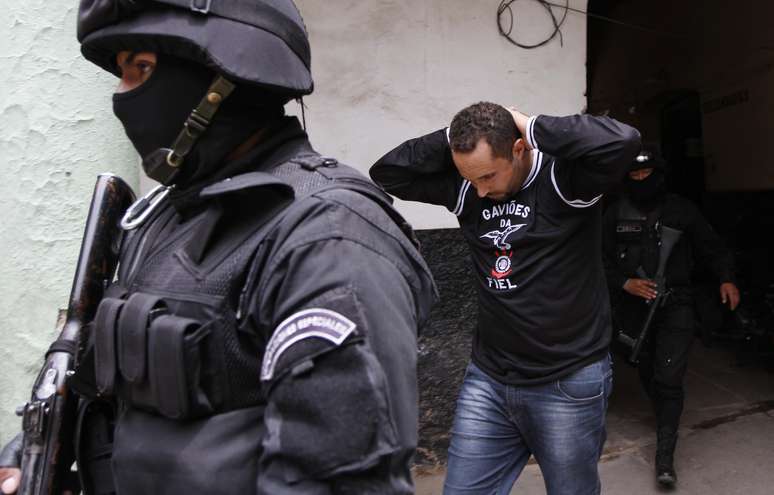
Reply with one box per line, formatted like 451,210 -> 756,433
93,297 -> 125,396
106,291 -> 214,419
117,292 -> 164,384
148,315 -> 212,419
113,293 -> 165,409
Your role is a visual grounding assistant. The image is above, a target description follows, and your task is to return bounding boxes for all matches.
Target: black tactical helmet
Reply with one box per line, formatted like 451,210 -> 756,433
630,144 -> 666,172
77,0 -> 313,98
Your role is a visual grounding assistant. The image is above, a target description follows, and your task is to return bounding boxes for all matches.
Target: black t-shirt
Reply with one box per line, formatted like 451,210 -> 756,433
371,114 -> 641,384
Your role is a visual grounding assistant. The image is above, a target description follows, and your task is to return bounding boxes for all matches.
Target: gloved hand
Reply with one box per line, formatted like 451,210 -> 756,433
0,433 -> 22,495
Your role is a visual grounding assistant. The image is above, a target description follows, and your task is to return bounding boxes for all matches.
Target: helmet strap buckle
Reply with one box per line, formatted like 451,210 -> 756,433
150,75 -> 235,184
189,0 -> 212,15
142,148 -> 182,185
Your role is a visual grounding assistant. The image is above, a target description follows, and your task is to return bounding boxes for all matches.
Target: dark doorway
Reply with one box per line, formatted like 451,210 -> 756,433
660,91 -> 704,206
586,0 -> 774,333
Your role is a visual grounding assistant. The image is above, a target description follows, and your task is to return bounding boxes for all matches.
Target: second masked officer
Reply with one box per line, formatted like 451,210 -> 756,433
602,146 -> 739,488
0,1 -> 437,494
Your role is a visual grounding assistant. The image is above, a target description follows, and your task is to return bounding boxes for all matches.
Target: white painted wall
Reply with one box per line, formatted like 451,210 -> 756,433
0,0 -> 587,440
292,0 -> 588,229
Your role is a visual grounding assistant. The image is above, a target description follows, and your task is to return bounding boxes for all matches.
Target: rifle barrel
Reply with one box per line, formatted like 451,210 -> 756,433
18,174 -> 135,495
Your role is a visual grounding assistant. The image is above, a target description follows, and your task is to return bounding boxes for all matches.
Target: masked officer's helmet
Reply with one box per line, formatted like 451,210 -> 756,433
77,0 -> 313,99
630,144 -> 666,172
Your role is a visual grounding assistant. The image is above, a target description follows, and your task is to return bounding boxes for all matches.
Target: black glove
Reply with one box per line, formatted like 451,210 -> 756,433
0,433 -> 22,469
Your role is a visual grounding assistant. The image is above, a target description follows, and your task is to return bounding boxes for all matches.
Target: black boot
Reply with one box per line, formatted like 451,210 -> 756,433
655,427 -> 678,487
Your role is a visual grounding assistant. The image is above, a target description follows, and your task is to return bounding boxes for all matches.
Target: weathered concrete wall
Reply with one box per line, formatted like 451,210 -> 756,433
0,2 -> 139,441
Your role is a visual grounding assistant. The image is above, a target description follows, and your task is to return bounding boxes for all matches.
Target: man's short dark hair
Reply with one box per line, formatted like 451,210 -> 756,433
449,102 -> 521,160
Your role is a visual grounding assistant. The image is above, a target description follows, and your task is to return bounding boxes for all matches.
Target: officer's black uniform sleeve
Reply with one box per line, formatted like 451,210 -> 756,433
527,114 -> 641,206
602,202 -> 629,290
370,128 -> 463,212
684,201 -> 736,284
253,200 -> 433,494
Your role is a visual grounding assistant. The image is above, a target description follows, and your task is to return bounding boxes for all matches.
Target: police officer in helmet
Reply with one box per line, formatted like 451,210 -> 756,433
0,1 -> 437,493
603,145 -> 740,487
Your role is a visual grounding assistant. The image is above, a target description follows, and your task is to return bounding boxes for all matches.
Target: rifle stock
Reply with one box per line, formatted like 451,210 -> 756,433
618,225 -> 683,364
17,174 -> 135,495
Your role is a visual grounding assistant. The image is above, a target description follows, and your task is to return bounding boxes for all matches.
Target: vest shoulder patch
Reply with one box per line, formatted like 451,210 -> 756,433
261,308 -> 357,381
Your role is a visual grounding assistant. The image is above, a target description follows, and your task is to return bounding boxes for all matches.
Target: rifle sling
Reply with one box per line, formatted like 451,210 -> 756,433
46,339 -> 78,358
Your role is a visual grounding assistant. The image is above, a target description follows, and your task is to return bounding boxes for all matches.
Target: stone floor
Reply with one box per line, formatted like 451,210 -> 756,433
414,343 -> 774,494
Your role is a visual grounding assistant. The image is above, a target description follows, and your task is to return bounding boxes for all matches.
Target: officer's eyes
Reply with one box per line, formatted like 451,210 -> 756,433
115,52 -> 155,76
135,61 -> 154,74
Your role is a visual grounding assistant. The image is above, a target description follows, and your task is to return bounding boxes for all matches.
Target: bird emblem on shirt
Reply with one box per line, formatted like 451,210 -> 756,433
480,223 -> 527,250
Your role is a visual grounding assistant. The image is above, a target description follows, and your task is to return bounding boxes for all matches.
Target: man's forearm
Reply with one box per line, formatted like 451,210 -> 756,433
524,114 -> 640,165
370,128 -> 458,207
527,114 -> 641,200
371,128 -> 453,180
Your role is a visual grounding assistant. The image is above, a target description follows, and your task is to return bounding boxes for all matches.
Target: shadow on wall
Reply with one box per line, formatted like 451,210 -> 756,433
414,228 -> 478,468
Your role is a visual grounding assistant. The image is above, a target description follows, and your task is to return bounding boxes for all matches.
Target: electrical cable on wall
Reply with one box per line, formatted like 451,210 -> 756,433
497,0 -> 693,50
497,0 -> 569,49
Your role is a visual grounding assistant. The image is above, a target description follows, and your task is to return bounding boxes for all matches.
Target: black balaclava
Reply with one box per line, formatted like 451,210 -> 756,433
112,53 -> 284,194
112,54 -> 210,165
626,168 -> 665,208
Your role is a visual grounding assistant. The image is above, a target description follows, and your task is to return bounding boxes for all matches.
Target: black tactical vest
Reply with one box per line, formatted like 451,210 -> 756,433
86,153 -> 414,421
615,197 -> 662,278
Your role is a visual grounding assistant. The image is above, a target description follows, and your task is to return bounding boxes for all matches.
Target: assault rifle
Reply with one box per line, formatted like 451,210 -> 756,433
15,174 -> 135,495
617,224 -> 683,364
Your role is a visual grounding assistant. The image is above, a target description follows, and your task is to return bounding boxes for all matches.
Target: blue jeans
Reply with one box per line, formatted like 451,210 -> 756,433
443,356 -> 613,495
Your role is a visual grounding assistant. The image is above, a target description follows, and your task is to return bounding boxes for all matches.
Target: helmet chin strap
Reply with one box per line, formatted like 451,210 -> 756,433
121,75 -> 236,230
143,75 -> 236,185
